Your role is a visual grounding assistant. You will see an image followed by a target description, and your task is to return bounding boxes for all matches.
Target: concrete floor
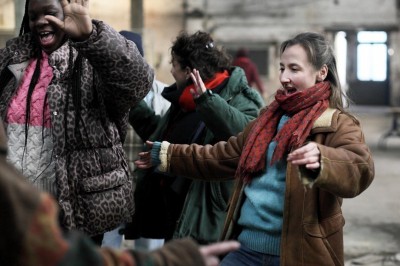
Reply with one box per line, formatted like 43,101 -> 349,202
344,106 -> 400,265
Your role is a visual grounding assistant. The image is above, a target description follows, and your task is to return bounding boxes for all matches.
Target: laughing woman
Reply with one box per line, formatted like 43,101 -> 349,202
135,32 -> 375,266
0,0 -> 154,244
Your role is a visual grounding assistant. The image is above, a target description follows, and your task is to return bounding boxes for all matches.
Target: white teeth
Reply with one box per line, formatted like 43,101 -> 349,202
39,32 -> 52,37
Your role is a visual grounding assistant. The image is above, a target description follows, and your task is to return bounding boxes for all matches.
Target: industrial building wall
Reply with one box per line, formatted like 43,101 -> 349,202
1,0 -> 399,105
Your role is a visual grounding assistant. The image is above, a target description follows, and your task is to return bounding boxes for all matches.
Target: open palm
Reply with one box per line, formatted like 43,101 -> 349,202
46,0 -> 92,41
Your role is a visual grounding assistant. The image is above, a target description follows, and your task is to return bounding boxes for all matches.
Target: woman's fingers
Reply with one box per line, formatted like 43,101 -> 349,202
287,142 -> 320,169
190,69 -> 206,97
199,241 -> 240,266
134,151 -> 152,169
134,141 -> 155,169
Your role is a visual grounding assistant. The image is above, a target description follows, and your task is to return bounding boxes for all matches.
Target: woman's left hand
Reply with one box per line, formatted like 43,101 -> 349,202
189,69 -> 207,98
46,0 -> 93,41
287,142 -> 321,170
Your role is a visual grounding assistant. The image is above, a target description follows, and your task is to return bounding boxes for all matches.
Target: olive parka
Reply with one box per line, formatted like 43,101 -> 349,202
158,108 -> 375,266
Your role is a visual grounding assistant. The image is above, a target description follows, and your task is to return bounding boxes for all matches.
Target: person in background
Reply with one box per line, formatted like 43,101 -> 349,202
135,32 -> 375,265
127,30 -> 264,245
101,30 -> 170,250
0,118 -> 240,266
0,0 -> 154,246
232,47 -> 266,96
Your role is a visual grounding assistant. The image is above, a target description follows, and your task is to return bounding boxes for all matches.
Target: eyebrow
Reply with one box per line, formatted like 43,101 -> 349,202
280,62 -> 300,68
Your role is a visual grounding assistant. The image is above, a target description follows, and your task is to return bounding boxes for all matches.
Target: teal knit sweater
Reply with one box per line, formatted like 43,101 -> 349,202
237,115 -> 289,255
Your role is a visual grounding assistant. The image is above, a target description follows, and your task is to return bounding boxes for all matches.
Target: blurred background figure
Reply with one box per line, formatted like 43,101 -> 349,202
232,47 -> 266,96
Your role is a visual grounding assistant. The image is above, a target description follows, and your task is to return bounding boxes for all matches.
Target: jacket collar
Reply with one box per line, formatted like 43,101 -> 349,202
311,108 -> 338,133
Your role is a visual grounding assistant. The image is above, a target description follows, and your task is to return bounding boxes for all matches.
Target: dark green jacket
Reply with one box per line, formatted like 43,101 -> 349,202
129,67 -> 264,243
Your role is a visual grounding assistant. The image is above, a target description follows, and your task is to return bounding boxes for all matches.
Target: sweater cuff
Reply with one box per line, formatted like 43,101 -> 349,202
151,141 -> 162,166
151,141 -> 171,172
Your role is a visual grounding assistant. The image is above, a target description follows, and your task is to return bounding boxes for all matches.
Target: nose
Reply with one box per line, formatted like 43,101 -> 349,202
34,15 -> 49,27
279,70 -> 290,84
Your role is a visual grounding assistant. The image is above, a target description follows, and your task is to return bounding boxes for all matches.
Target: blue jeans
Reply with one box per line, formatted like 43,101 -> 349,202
221,244 -> 280,266
102,224 -> 124,249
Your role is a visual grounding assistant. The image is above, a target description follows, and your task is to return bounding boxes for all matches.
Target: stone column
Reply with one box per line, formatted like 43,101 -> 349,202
14,0 -> 25,36
130,0 -> 143,33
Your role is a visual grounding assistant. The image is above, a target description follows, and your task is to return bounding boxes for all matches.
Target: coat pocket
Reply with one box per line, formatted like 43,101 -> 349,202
302,213 -> 345,266
77,168 -> 133,235
79,168 -> 126,193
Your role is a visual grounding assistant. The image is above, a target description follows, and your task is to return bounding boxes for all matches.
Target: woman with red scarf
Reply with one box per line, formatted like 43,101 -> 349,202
125,31 -> 264,245
135,32 -> 375,265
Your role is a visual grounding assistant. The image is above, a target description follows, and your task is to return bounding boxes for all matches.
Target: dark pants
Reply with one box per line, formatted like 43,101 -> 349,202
221,244 -> 280,266
90,233 -> 104,246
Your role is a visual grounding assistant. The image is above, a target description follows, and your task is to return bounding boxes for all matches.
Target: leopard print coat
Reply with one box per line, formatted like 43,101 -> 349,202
0,20 -> 154,236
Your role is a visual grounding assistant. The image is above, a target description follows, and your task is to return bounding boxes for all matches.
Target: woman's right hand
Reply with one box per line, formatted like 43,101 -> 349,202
46,0 -> 93,41
134,141 -> 154,169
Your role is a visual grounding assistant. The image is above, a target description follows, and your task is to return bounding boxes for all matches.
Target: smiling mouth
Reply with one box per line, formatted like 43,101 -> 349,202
38,31 -> 55,45
285,87 -> 297,95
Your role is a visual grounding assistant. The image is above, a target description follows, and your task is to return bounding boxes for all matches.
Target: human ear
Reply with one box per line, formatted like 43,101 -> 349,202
185,66 -> 192,79
317,64 -> 328,82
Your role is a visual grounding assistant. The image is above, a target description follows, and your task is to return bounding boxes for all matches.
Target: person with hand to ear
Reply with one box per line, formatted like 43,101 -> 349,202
126,30 -> 264,246
135,32 -> 375,266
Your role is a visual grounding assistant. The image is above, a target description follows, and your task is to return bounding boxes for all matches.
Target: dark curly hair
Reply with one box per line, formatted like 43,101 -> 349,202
170,31 -> 231,81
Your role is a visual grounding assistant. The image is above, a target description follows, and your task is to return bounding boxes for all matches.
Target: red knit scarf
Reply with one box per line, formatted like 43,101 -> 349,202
238,81 -> 331,182
179,70 -> 229,111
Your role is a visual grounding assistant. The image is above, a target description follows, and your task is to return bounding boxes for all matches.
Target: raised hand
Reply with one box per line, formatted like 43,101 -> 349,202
45,0 -> 92,41
287,142 -> 321,170
189,68 -> 207,98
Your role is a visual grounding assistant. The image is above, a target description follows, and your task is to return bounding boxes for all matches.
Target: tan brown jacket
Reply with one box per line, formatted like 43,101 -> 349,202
161,108 -> 375,266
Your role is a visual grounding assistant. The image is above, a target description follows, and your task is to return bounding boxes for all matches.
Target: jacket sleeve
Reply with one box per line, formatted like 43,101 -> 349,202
129,100 -> 162,141
194,88 -> 261,141
164,120 -> 255,181
309,113 -> 375,198
15,186 -> 204,266
123,238 -> 205,266
72,20 -> 154,116
59,234 -> 205,266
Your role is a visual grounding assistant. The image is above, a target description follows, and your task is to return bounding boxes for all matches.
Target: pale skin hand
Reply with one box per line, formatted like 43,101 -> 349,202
189,68 -> 207,98
134,141 -> 154,169
46,0 -> 93,41
200,241 -> 240,266
287,142 -> 321,170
